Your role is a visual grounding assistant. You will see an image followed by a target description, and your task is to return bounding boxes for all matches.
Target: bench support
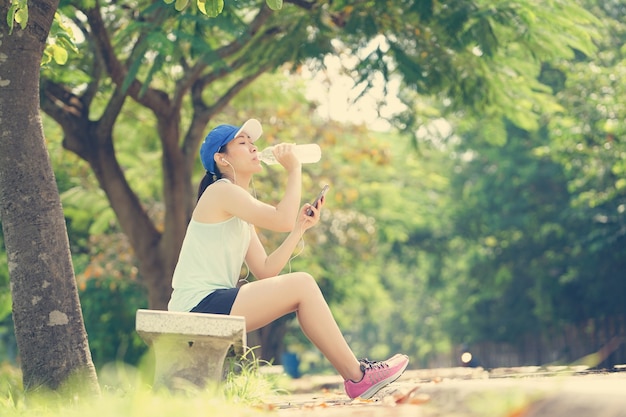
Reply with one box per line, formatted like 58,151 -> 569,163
136,309 -> 246,390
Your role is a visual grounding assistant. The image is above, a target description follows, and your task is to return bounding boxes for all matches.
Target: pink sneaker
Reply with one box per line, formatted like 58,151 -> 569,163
344,354 -> 409,399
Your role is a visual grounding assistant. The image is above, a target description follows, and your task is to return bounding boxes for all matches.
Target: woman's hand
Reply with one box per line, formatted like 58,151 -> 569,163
296,194 -> 325,233
272,143 -> 301,172
245,194 -> 325,279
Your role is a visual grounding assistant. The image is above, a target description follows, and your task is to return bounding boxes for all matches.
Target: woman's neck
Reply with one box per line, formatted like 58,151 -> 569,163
222,173 -> 251,189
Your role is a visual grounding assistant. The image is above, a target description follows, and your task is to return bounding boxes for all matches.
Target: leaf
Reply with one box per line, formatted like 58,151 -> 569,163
52,12 -> 80,53
163,0 -> 175,3
139,51 -> 165,97
41,49 -> 52,66
7,0 -> 29,33
120,40 -> 149,94
51,44 -> 69,64
395,390 -> 430,405
174,0 -> 189,11
203,0 -> 224,17
14,3 -> 28,29
266,0 -> 283,10
6,8 -> 16,33
197,0 -> 207,14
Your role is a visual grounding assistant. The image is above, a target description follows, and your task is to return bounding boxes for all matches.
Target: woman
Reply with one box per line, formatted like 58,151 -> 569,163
168,118 -> 409,399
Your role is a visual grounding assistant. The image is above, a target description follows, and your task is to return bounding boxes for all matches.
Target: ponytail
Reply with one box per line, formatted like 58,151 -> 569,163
197,144 -> 227,201
197,170 -> 221,201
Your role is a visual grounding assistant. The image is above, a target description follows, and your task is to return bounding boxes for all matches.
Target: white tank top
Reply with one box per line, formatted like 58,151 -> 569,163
168,209 -> 251,312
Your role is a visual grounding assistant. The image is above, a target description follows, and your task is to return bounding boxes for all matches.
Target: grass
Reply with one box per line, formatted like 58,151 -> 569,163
0,348 -> 288,417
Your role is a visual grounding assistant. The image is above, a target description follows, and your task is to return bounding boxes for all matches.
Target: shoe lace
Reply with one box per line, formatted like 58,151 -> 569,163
359,358 -> 388,372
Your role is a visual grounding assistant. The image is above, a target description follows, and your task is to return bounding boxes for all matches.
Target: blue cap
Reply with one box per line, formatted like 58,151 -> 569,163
200,119 -> 263,173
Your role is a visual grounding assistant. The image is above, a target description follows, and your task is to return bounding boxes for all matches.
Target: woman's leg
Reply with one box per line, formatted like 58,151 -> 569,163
230,272 -> 363,381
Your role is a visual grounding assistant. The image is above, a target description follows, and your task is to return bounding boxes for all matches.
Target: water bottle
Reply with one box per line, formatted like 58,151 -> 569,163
258,144 -> 322,165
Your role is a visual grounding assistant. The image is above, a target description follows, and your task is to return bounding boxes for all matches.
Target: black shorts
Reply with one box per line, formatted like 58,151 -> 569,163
190,288 -> 240,315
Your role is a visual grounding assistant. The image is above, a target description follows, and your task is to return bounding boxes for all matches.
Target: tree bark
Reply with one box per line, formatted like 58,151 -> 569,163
0,0 -> 100,395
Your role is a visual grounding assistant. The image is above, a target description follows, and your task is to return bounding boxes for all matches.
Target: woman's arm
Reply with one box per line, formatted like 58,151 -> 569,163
267,144 -> 302,230
194,144 -> 303,232
272,162 -> 302,231
245,199 -> 324,279
210,182 -> 300,232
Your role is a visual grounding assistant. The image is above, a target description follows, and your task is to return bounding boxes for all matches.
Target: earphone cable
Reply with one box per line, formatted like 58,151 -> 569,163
287,222 -> 306,273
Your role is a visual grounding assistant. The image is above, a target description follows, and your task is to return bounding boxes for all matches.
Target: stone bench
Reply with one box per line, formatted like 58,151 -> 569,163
135,309 -> 246,390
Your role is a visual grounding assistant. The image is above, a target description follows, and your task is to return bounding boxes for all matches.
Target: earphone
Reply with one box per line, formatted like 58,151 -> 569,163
220,157 -> 236,184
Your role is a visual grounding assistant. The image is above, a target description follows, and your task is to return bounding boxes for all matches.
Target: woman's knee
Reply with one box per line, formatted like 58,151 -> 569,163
289,272 -> 321,294
293,271 -> 316,286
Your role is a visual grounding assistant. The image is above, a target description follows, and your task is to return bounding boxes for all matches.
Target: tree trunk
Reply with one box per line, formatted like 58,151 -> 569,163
0,1 -> 100,395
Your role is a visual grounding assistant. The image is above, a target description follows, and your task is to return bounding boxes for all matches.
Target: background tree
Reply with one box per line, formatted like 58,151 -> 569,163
545,0 -> 626,325
413,0 -> 626,366
0,1 -> 99,394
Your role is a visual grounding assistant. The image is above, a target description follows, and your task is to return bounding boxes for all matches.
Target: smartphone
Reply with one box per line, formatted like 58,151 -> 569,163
306,184 -> 329,216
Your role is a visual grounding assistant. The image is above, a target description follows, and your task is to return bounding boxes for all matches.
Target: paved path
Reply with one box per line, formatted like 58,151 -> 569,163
266,367 -> 626,416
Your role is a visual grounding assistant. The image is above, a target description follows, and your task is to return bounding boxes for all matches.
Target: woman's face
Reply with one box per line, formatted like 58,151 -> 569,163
221,132 -> 263,174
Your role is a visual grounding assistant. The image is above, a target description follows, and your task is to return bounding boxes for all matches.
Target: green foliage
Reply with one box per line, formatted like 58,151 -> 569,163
5,4 -> 78,65
197,0 -> 224,16
546,1 -> 626,212
0,231 -> 11,323
223,346 -> 287,403
0,342 -> 283,415
0,362 -> 22,406
6,0 -> 27,34
122,0 -> 603,134
540,0 -> 626,322
265,0 -> 283,11
340,0 -> 600,133
0,357 -> 281,417
79,277 -> 148,369
425,0 -> 626,349
42,13 -> 79,66
442,123 -> 575,342
163,0 -> 282,15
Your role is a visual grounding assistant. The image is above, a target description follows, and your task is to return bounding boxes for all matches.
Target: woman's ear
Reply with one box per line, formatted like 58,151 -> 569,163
214,153 -> 225,167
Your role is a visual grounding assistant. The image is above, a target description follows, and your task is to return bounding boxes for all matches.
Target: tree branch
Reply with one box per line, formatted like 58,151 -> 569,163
172,5 -> 274,109
40,81 -> 92,160
186,63 -> 272,157
84,4 -> 171,115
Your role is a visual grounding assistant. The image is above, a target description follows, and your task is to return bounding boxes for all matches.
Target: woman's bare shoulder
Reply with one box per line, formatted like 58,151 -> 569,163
194,181 -> 240,222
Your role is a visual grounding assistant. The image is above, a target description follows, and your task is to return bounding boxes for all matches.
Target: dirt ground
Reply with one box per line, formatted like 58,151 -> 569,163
265,366 -> 626,416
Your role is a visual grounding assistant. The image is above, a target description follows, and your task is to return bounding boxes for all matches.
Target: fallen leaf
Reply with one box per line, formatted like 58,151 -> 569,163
407,393 -> 431,405
352,397 -> 377,404
393,386 -> 430,405
254,403 -> 277,411
301,401 -> 332,410
506,405 -> 530,417
393,385 -> 419,403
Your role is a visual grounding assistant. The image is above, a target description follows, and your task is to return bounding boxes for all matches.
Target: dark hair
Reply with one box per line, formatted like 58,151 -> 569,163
197,172 -> 215,201
197,145 -> 226,201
